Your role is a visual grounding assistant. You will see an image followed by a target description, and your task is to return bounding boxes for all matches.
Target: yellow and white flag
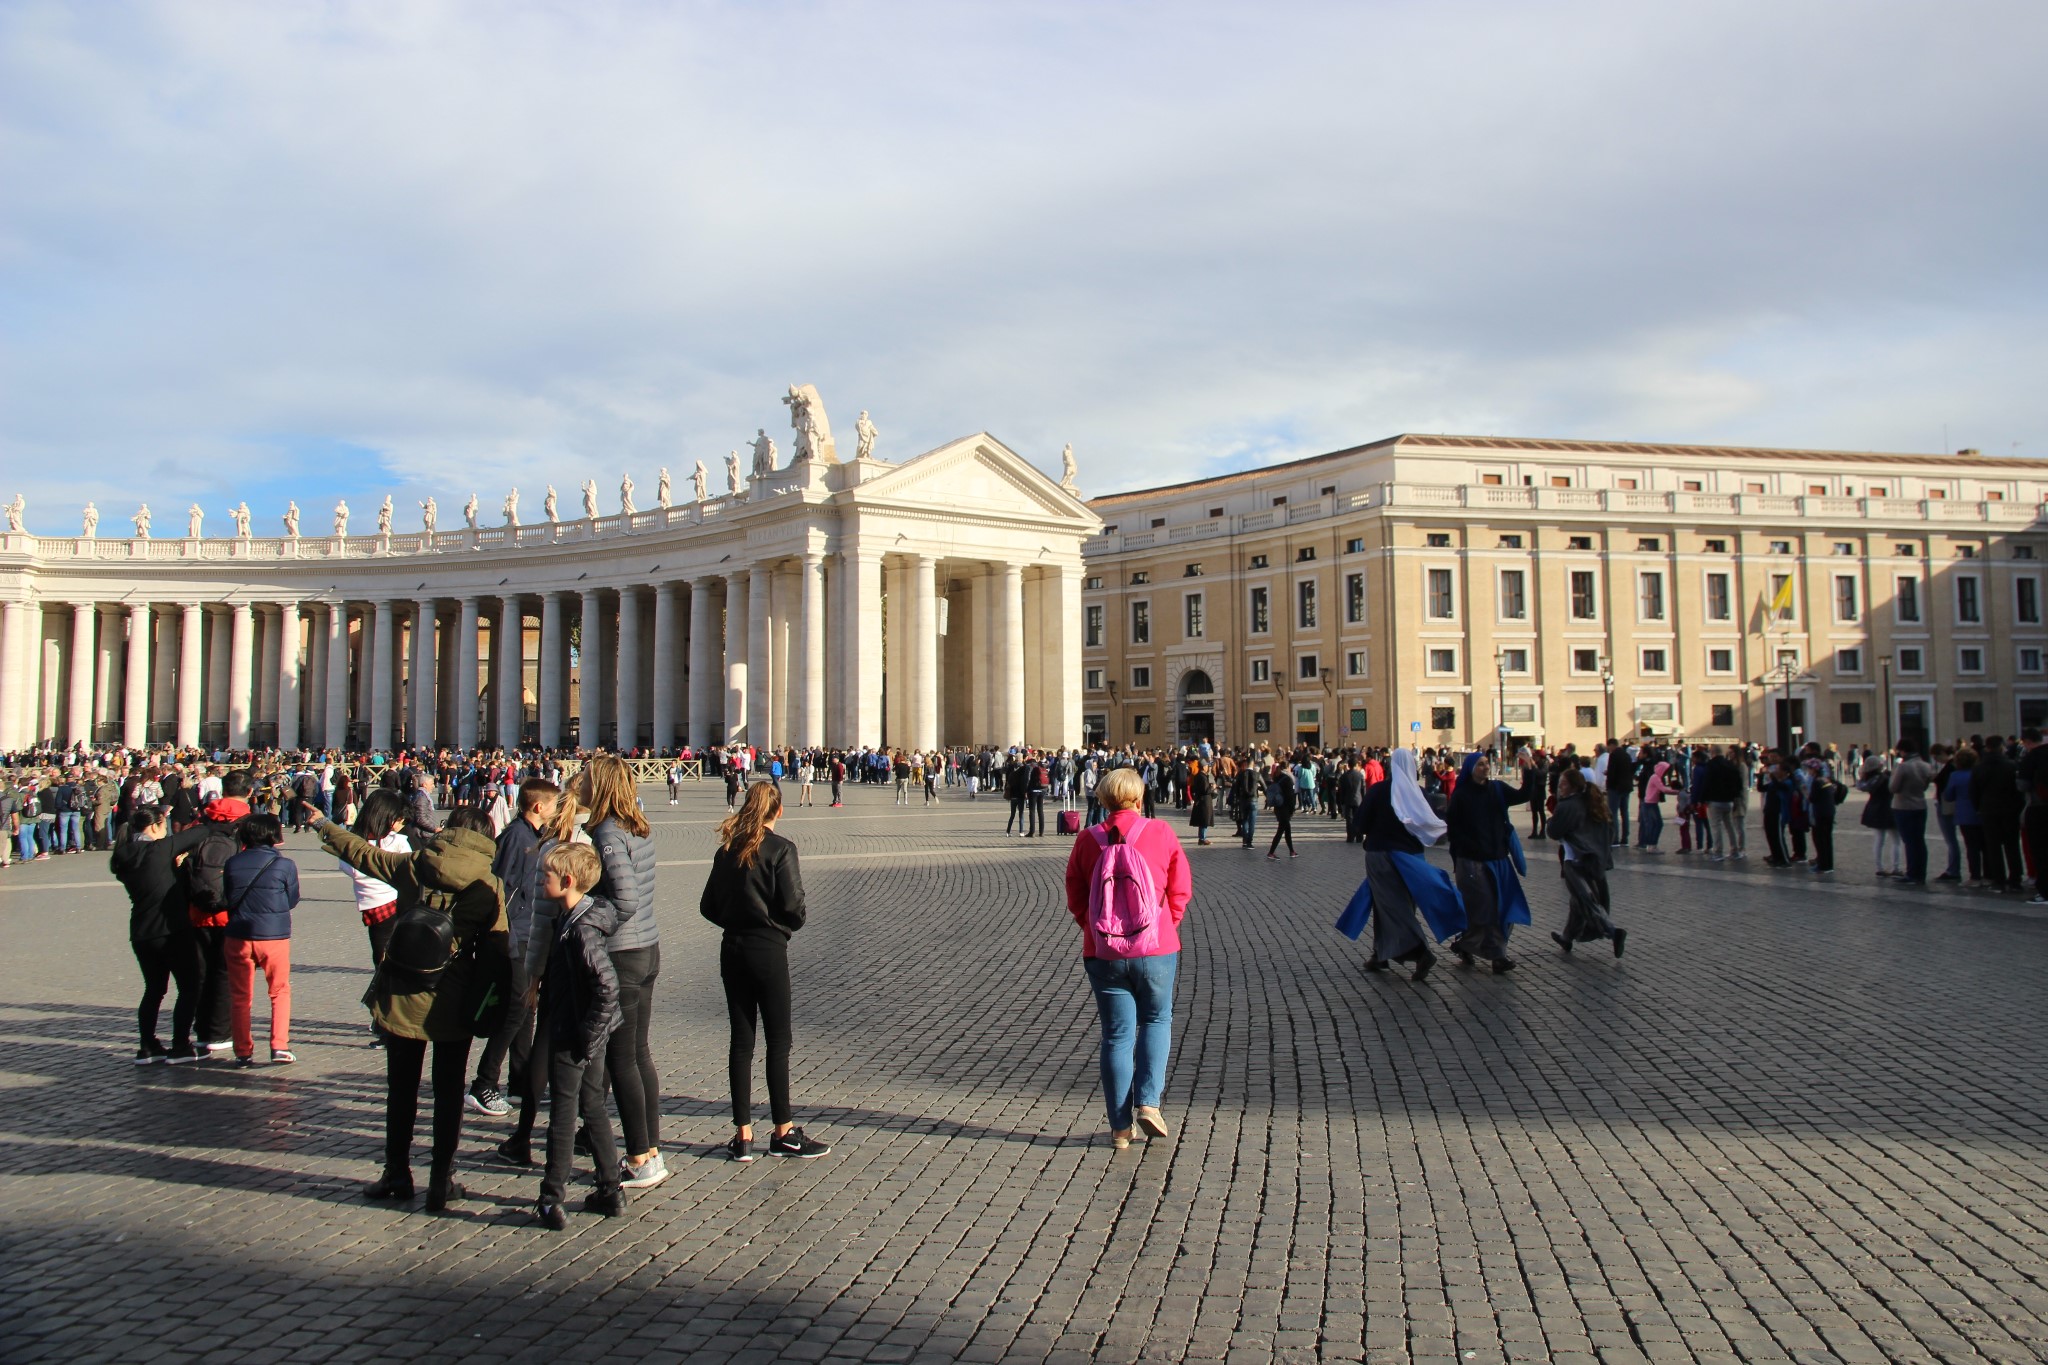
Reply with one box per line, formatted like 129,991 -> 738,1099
1769,574 -> 1795,618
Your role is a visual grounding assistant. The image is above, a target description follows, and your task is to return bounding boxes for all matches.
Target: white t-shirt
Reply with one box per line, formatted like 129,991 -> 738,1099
338,830 -> 413,912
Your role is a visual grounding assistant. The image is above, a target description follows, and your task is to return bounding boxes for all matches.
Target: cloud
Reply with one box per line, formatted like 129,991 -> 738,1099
1,0 -> 2044,529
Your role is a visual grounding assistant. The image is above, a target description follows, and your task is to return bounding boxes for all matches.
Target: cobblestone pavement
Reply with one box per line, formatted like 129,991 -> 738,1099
2,782 -> 2046,1365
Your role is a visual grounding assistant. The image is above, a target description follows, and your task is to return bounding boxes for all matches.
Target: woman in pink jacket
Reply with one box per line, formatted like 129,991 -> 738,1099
1063,768 -> 1193,1150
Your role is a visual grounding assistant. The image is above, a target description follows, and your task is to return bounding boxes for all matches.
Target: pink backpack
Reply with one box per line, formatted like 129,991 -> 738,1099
1087,819 -> 1167,959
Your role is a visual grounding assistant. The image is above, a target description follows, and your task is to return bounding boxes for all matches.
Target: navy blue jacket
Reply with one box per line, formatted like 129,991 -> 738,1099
223,847 -> 301,941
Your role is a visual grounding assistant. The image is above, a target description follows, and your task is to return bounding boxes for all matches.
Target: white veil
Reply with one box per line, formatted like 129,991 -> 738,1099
1388,747 -> 1447,846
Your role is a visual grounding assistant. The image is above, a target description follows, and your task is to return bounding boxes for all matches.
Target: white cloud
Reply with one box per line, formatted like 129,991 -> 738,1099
1,0 -> 2044,526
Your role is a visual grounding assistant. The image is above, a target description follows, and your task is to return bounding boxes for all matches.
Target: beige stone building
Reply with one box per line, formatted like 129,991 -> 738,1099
1082,434 -> 2048,754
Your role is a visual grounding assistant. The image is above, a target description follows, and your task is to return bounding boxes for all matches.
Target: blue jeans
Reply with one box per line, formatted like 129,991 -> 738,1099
1609,793 -> 1631,844
58,812 -> 83,852
1893,808 -> 1929,883
1936,811 -> 1961,878
1083,953 -> 1177,1132
1637,801 -> 1663,848
1240,806 -> 1256,847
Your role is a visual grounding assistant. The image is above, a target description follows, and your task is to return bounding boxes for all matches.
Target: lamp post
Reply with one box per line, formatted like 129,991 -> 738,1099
1599,657 -> 1615,740
1494,649 -> 1508,758
1879,653 -> 1892,749
1770,657 -> 1797,751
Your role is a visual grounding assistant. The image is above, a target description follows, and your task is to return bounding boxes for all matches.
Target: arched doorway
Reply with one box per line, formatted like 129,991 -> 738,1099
1177,669 -> 1215,744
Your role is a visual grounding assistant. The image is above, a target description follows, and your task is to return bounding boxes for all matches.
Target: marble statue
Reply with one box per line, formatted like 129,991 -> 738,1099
187,504 -> 204,539
543,485 -> 559,524
503,488 -> 519,526
4,494 -> 23,533
620,473 -> 636,516
333,500 -> 349,537
283,501 -> 300,538
693,460 -> 709,502
581,480 -> 599,520
749,428 -> 777,479
657,467 -> 671,509
420,497 -> 437,535
231,502 -> 252,537
782,383 -> 838,463
463,493 -> 479,530
1060,443 -> 1079,495
134,504 -> 152,538
80,502 -> 97,538
376,496 -> 394,535
855,410 -> 878,460
726,450 -> 743,495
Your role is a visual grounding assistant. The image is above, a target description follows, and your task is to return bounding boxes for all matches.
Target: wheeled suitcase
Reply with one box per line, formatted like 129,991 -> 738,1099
1057,809 -> 1083,835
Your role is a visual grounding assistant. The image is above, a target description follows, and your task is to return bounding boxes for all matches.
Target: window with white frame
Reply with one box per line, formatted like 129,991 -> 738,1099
1708,648 -> 1734,672
1249,658 -> 1271,684
1638,571 -> 1665,621
1571,647 -> 1600,674
1835,648 -> 1863,674
1499,647 -> 1529,673
1896,576 -> 1921,623
1084,605 -> 1103,648
1499,569 -> 1527,620
1834,575 -> 1859,622
1346,650 -> 1367,677
1345,572 -> 1366,625
1960,647 -> 1985,674
1130,601 -> 1150,644
1705,572 -> 1732,621
1249,586 -> 1270,634
1084,668 -> 1105,690
1130,666 -> 1151,689
1957,575 -> 1982,624
1427,647 -> 1457,674
1641,648 -> 1669,673
1184,593 -> 1205,639
1298,653 -> 1320,680
1769,573 -> 1794,622
1569,570 -> 1598,620
1897,647 -> 1924,673
2021,647 -> 2044,674
1426,568 -> 1455,619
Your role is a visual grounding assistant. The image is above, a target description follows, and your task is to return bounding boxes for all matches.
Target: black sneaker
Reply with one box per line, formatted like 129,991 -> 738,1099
134,1040 -> 168,1065
491,1139 -> 534,1168
725,1135 -> 753,1163
535,1200 -> 568,1231
1612,928 -> 1628,959
165,1042 -> 200,1065
1551,932 -> 1573,954
465,1082 -> 510,1117
768,1127 -> 831,1159
583,1187 -> 627,1217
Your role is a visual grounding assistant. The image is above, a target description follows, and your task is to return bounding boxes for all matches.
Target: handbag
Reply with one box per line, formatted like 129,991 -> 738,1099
459,928 -> 513,1039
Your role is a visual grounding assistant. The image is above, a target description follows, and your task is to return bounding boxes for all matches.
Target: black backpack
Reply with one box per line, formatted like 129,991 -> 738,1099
182,823 -> 242,911
381,886 -> 460,989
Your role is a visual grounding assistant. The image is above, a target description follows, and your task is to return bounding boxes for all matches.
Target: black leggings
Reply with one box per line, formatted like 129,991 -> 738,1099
606,945 -> 661,1155
721,935 -> 793,1128
132,935 -> 199,1048
1269,814 -> 1295,855
383,1035 -> 473,1180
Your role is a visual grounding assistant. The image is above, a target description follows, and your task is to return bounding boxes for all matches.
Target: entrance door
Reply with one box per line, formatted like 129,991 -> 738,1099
1773,697 -> 1807,752
1896,699 -> 1930,751
1295,707 -> 1321,750
1178,711 -> 1215,743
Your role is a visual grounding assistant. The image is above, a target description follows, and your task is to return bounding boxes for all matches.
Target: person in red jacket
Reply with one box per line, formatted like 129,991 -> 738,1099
1063,768 -> 1192,1151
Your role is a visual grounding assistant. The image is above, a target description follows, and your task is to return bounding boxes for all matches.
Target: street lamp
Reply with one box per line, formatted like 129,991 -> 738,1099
1494,648 -> 1508,757
1769,656 -> 1798,751
1879,653 -> 1893,749
1599,656 -> 1615,739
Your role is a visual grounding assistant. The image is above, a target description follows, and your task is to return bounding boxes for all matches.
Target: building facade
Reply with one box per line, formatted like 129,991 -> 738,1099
0,430 -> 1099,754
1082,434 -> 2048,754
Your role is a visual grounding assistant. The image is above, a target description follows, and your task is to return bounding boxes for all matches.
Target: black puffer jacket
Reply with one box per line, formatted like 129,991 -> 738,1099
541,896 -> 622,1064
109,825 -> 211,942
589,818 -> 659,952
699,831 -> 806,943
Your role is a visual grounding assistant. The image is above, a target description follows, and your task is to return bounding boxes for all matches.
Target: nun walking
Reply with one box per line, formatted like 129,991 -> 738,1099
1445,752 -> 1534,973
1335,748 -> 1466,981
1547,766 -> 1627,957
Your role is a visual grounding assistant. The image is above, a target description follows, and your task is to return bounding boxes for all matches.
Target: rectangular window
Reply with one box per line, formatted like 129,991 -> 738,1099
1431,705 -> 1458,729
1084,668 -> 1104,690
1084,575 -> 1103,590
1427,568 -> 1455,619
1840,701 -> 1863,724
1249,586 -> 1270,634
1769,573 -> 1793,621
1770,540 -> 1792,554
1641,648 -> 1668,673
1250,658 -> 1271,683
1551,476 -> 1572,489
1083,605 -> 1103,648
1960,647 -> 1984,673
1684,481 -> 1703,492
1639,702 -> 1674,722
1572,648 -> 1599,674
2020,578 -> 2042,624
1248,554 -> 1268,569
1569,571 -> 1598,620
1299,654 -> 1320,680
1499,647 -> 1528,673
1957,576 -> 1981,624
1963,700 -> 1985,724
1712,703 -> 1736,728
1427,648 -> 1456,674
1346,650 -> 1367,676
1576,705 -> 1600,727
1618,478 -> 1638,491
1836,648 -> 1862,673
1499,570 -> 1526,620
1297,579 -> 1318,629
1481,473 -> 1503,485
1497,534 -> 1523,549
2021,648 -> 2044,673
1833,542 -> 1854,556
1898,647 -> 1923,673
1705,572 -> 1731,621
1834,575 -> 1859,622
1345,572 -> 1366,624
1568,535 -> 1594,551
1130,601 -> 1150,645
1636,537 -> 1659,551
1777,648 -> 1800,670
1130,666 -> 1151,689
1349,707 -> 1368,730
1183,563 -> 1203,577
1425,533 -> 1451,548
1297,546 -> 1317,562
1133,714 -> 1151,734
1502,703 -> 1536,724
1184,594 -> 1205,639
1130,571 -> 1150,585
1704,538 -> 1727,552
1253,711 -> 1270,733
1639,572 -> 1665,620
1345,537 -> 1365,554
1897,577 -> 1921,623
1708,648 -> 1733,672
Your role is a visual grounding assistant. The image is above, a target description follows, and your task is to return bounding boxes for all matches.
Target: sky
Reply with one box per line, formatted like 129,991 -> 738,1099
2,0 -> 2045,533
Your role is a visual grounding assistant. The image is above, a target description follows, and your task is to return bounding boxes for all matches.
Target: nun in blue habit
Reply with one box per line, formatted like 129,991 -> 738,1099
1444,751 -> 1534,973
1335,748 -> 1465,981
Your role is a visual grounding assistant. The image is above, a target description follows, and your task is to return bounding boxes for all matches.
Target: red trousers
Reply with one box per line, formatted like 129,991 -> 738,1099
226,937 -> 291,1059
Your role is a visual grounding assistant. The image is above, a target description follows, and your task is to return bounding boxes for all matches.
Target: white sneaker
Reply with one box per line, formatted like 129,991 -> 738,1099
619,1152 -> 671,1189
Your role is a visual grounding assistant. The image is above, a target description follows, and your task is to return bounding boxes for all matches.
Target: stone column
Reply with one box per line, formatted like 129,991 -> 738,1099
229,602 -> 257,749
277,603 -> 301,752
364,601 -> 393,751
841,552 -> 883,747
653,581 -> 680,752
614,585 -> 642,752
1054,566 -> 1083,747
912,555 -> 938,752
66,603 -> 96,748
122,603 -> 151,749
324,603 -> 350,750
177,602 -> 204,748
968,568 -> 991,744
724,572 -> 749,745
579,588 -> 606,748
307,609 -> 329,747
997,563 -> 1024,745
497,597 -> 523,748
539,592 -> 566,749
799,554 -> 825,747
749,564 -> 773,752
254,609 -> 278,738
410,598 -> 435,750
204,609 -> 229,736
94,606 -> 121,741
688,577 -> 719,748
455,598 -> 481,750
0,600 -> 29,751
150,609 -> 176,740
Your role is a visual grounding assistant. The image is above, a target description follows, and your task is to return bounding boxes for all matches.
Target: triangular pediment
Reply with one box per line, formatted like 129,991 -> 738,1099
849,434 -> 1102,527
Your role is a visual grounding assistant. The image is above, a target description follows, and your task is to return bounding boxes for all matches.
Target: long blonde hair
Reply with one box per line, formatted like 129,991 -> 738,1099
575,754 -> 650,838
545,787 -> 585,845
717,781 -> 782,868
